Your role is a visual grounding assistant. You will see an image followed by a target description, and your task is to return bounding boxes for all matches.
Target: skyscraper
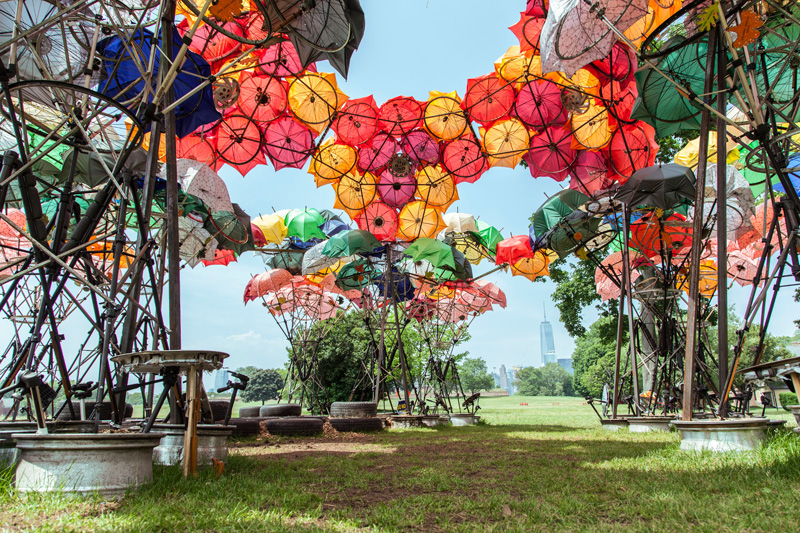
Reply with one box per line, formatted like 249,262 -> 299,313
540,305 -> 556,365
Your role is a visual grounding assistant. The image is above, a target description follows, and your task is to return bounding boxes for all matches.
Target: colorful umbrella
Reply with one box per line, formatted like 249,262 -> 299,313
476,220 -> 503,252
523,126 -> 576,180
609,123 -> 659,180
322,229 -> 381,258
510,251 -> 550,281
379,96 -> 423,135
335,171 -> 378,212
481,118 -> 530,168
463,74 -> 516,125
256,40 -> 305,77
495,235 -> 535,265
357,132 -> 397,172
397,201 -> 446,241
288,72 -> 348,133
514,80 -> 564,128
285,209 -> 325,241
176,159 -> 234,213
424,91 -> 468,141
252,213 -> 288,245
309,138 -> 358,185
401,130 -> 441,166
416,166 -> 458,209
215,114 -> 265,175
377,170 -> 416,208
532,189 -> 589,238
441,136 -> 487,184
509,12 -> 545,54
404,238 -> 457,270
333,95 -> 379,145
355,202 -> 398,241
570,101 -> 612,150
237,71 -> 288,123
263,116 -> 315,170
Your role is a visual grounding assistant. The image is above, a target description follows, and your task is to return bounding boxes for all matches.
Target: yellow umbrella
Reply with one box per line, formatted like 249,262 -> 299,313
495,46 -> 540,85
252,213 -> 287,245
415,165 -> 458,209
397,201 -> 446,241
676,259 -> 718,298
334,171 -> 377,212
423,91 -> 468,141
480,118 -> 530,168
288,72 -> 348,134
126,120 -> 165,162
510,250 -> 551,281
674,131 -> 741,169
625,0 -> 683,49
309,138 -> 358,186
571,101 -> 612,150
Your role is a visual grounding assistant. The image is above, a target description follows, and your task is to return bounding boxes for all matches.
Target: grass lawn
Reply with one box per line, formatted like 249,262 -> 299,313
2,396 -> 799,531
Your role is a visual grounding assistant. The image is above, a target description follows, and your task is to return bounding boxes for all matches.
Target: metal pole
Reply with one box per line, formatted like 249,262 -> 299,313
682,30 -> 718,421
620,205 -> 640,410
611,292 -> 625,419
716,25 -> 729,417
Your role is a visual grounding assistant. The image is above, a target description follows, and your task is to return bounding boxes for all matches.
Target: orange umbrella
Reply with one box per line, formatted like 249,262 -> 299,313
309,138 -> 358,186
415,165 -> 458,209
396,201 -> 446,241
423,91 -> 468,141
571,101 -> 612,150
334,171 -> 378,213
480,118 -> 530,168
510,250 -> 551,281
288,72 -> 348,134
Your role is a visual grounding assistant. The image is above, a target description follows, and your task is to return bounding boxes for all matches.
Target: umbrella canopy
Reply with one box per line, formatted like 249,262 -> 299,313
176,159 -> 234,213
355,202 -> 398,241
615,163 -> 696,210
379,96 -> 423,135
288,72 -> 348,133
333,95 -> 379,145
237,71 -> 288,123
481,118 -> 530,168
214,114 -> 266,176
322,229 -> 381,257
266,246 -> 304,275
377,171 -> 416,208
443,212 -> 478,234
335,171 -> 378,212
476,220 -> 503,253
441,137 -> 487,184
309,138 -> 358,185
244,269 -> 294,302
609,123 -> 659,180
357,132 -> 397,172
464,73 -> 516,125
401,130 -> 441,166
495,235 -> 535,265
514,80 -> 564,128
532,189 -> 589,238
301,241 -> 341,275
510,251 -> 551,281
264,116 -> 315,171
424,91 -> 468,141
252,213 -> 288,245
397,201 -> 446,241
335,258 -> 378,291
523,126 -> 576,180
285,209 -> 325,241
404,238 -> 456,270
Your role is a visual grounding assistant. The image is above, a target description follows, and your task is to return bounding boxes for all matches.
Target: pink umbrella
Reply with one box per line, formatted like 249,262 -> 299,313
571,150 -> 610,195
514,80 -> 564,128
256,40 -> 305,77
236,72 -> 287,123
523,126 -> 576,180
592,42 -> 636,83
378,96 -> 423,136
357,132 -> 397,172
460,280 -> 507,310
263,116 -> 315,170
401,130 -> 440,166
600,82 -> 638,123
441,136 -> 487,184
377,170 -> 416,208
608,122 -> 658,180
244,269 -> 293,303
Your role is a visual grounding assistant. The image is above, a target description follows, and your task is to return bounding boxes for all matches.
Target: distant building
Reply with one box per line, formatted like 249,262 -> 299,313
498,364 -> 509,390
540,306 -> 556,365
213,370 -> 230,393
557,358 -> 573,374
491,368 -> 502,388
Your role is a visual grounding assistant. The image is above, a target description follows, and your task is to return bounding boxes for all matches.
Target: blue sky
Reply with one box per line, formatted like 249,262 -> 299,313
176,0 -> 800,378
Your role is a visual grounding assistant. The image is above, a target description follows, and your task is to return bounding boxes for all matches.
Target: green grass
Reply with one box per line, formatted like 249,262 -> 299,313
2,396 -> 799,531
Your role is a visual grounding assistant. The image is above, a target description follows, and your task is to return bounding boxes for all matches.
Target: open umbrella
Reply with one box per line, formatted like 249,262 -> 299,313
532,189 -> 589,238
333,95 -> 379,145
357,132 -> 397,172
309,138 -> 358,185
214,114 -> 266,176
335,171 -> 378,212
252,213 -> 288,245
397,201 -> 446,241
256,40 -> 305,77
377,170 -> 416,208
288,72 -> 348,133
322,229 -> 381,257
402,130 -> 441,166
237,71 -> 288,123
481,118 -> 530,168
609,123 -> 659,180
615,163 -> 695,210
441,136 -> 487,184
442,212 -> 477,234
510,251 -> 551,281
424,91 -> 468,141
495,235 -> 535,265
514,80 -> 564,128
463,74 -> 516,125
355,202 -> 398,241
244,269 -> 294,303
264,116 -> 315,170
176,159 -> 234,213
523,126 -> 576,180
335,258 -> 378,291
285,209 -> 325,241
404,238 -> 456,270
379,96 -> 423,136
510,12 -> 545,54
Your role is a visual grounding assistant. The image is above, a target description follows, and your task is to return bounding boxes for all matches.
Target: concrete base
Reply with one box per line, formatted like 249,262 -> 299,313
0,421 -> 99,467
449,414 -> 479,426
389,415 -> 425,429
421,416 -> 451,428
671,419 -> 767,453
789,406 -> 800,426
627,416 -> 676,433
152,424 -> 233,466
600,419 -> 629,431
13,433 -> 164,497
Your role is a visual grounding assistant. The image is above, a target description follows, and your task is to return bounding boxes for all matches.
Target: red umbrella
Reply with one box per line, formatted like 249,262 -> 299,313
202,249 -> 237,267
256,40 -> 305,77
263,116 -> 315,170
514,80 -> 565,128
571,150 -> 611,195
378,96 -> 423,136
237,71 -> 287,123
401,130 -> 440,166
509,13 -> 545,54
495,235 -> 534,265
243,11 -> 270,42
244,269 -> 294,303
333,95 -> 379,145
523,126 -> 576,180
441,136 -> 487,184
609,123 -> 658,180
525,0 -> 547,16
377,170 -> 416,208
177,133 -> 221,172
251,223 -> 267,246
215,114 -> 265,176
600,82 -> 638,123
357,132 -> 397,172
463,74 -> 515,125
592,42 -> 636,83
355,201 -> 398,241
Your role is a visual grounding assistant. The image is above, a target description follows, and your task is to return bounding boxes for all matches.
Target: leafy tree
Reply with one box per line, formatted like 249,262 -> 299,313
654,130 -> 696,164
240,368 -> 284,405
514,363 -> 574,396
571,315 -> 626,397
235,366 -> 261,379
458,357 -> 495,394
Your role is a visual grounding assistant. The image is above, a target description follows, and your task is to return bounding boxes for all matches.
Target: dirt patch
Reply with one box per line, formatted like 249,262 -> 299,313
232,440 -> 393,459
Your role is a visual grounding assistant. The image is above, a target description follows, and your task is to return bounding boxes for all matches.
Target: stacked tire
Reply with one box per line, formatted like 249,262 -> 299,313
259,403 -> 301,417
56,401 -> 134,421
329,402 -> 383,433
263,417 -> 323,436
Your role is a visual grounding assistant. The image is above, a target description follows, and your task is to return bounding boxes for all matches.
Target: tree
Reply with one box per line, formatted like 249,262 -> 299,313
240,369 -> 284,405
514,363 -> 574,396
571,315 -> 625,397
458,357 -> 495,394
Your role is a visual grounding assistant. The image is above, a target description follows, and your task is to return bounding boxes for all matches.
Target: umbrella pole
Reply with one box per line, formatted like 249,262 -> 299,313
611,291 -> 625,419
716,26 -> 729,417
386,248 -> 411,413
621,205 -> 640,412
682,29 -> 718,421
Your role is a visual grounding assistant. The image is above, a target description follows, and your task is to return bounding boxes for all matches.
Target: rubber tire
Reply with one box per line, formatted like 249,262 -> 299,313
330,401 -> 378,418
264,417 -> 323,436
329,417 -> 384,433
259,403 -> 302,417
238,406 -> 261,418
208,400 -> 230,421
56,401 -> 133,421
229,417 -> 266,437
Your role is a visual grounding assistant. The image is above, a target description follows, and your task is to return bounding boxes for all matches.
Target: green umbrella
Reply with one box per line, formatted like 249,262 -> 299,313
532,189 -> 588,238
335,258 -> 377,291
322,229 -> 380,258
204,210 -> 252,255
285,209 -> 325,241
475,220 -> 503,252
318,209 -> 344,223
546,211 -> 601,259
403,238 -> 456,270
266,244 -> 303,275
435,247 -> 473,281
